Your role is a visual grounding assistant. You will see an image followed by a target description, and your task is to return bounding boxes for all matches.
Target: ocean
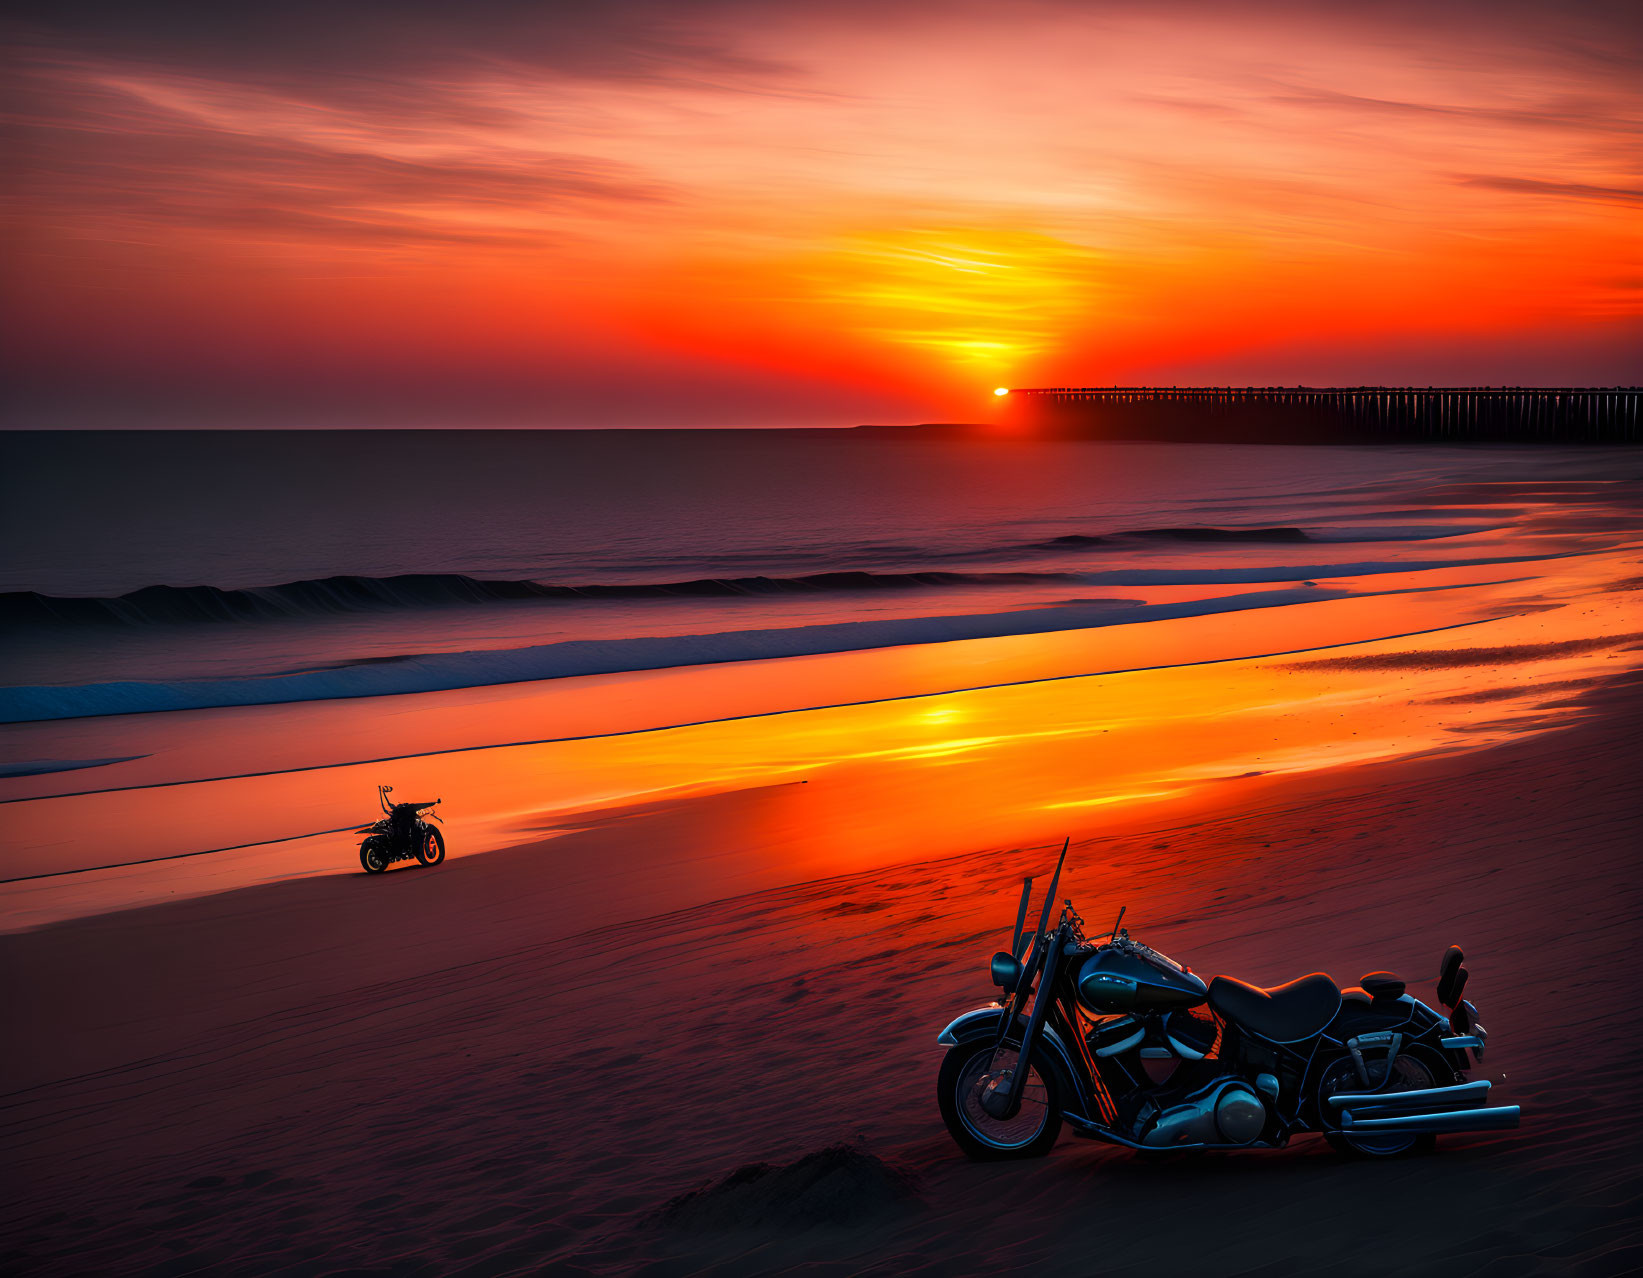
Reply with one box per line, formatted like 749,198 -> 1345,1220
0,430 -> 1602,710
2,430 -> 1640,927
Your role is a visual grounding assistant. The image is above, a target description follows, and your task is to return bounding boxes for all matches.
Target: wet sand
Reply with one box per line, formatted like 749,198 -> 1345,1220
3,673 -> 1642,1276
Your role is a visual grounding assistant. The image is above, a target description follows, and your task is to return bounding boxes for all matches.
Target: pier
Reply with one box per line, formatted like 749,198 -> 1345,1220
1005,387 -> 1641,444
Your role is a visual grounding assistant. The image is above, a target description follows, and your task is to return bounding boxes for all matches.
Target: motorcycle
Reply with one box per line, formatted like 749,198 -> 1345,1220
357,785 -> 446,874
936,840 -> 1517,1160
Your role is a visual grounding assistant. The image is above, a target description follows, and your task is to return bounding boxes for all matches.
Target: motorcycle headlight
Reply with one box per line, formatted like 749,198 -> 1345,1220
990,951 -> 1023,990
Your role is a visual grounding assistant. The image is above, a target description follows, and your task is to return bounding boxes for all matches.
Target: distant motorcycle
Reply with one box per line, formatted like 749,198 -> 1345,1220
936,840 -> 1516,1160
357,785 -> 445,874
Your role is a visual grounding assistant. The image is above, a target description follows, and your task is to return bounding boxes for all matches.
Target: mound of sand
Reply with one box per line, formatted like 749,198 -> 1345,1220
654,1143 -> 919,1231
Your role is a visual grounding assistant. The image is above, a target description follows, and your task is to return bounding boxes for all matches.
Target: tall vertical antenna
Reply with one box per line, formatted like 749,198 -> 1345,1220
1033,838 -> 1070,938
1011,876 -> 1034,956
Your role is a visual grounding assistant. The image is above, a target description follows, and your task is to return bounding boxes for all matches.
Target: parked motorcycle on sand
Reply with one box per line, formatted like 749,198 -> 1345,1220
936,840 -> 1516,1160
357,785 -> 445,874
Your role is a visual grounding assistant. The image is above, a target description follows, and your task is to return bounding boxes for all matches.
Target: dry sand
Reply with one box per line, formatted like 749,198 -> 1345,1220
3,675 -> 1641,1276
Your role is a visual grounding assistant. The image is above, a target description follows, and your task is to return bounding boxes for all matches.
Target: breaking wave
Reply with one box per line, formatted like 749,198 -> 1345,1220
2,521 -> 1493,630
0,569 -> 1078,628
0,585 -> 1348,722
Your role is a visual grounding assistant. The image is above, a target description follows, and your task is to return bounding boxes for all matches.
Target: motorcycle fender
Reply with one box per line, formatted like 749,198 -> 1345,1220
1399,995 -> 1474,1069
1329,994 -> 1470,1071
1332,993 -> 1445,1039
937,1004 -> 1011,1046
936,1005 -> 1095,1121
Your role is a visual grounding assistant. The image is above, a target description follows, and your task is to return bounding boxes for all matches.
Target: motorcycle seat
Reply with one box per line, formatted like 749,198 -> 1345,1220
1359,971 -> 1406,1000
1208,972 -> 1341,1043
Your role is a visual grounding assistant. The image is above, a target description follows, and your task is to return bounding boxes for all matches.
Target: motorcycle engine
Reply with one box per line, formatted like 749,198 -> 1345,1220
1130,1078 -> 1267,1148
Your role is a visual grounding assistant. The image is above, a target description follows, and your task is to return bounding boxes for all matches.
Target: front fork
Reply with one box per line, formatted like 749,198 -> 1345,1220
983,931 -> 1065,1120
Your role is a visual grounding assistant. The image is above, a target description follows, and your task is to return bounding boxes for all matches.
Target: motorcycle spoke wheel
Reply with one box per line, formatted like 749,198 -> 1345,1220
955,1045 -> 1051,1150
1321,1052 -> 1437,1156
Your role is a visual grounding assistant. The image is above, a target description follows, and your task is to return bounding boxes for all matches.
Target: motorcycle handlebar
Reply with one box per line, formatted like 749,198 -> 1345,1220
375,788 -> 440,813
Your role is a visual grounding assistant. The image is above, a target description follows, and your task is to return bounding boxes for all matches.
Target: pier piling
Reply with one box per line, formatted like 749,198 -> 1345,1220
1008,387 -> 1641,443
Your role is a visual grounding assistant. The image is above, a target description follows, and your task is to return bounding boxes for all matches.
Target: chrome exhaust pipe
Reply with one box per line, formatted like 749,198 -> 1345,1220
1326,1080 -> 1491,1112
1341,1105 -> 1519,1134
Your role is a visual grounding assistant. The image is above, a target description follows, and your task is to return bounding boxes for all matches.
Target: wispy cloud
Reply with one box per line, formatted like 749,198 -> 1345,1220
1272,85 -> 1643,136
1456,175 -> 1643,208
3,2 -> 801,90
5,63 -> 678,256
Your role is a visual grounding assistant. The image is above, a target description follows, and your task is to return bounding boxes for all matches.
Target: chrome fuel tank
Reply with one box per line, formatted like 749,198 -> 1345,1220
1076,940 -> 1208,1013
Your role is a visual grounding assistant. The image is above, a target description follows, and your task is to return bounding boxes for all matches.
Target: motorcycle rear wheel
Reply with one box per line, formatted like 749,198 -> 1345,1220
360,839 -> 389,874
416,827 -> 446,867
938,1038 -> 1063,1161
1318,1044 -> 1448,1157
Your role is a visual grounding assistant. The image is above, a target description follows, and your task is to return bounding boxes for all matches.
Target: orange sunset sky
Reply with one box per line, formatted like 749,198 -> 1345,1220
3,1 -> 1640,426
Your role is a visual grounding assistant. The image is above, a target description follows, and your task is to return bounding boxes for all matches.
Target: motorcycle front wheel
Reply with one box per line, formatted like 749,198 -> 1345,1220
360,839 -> 389,874
937,1039 -> 1063,1161
416,827 -> 446,867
